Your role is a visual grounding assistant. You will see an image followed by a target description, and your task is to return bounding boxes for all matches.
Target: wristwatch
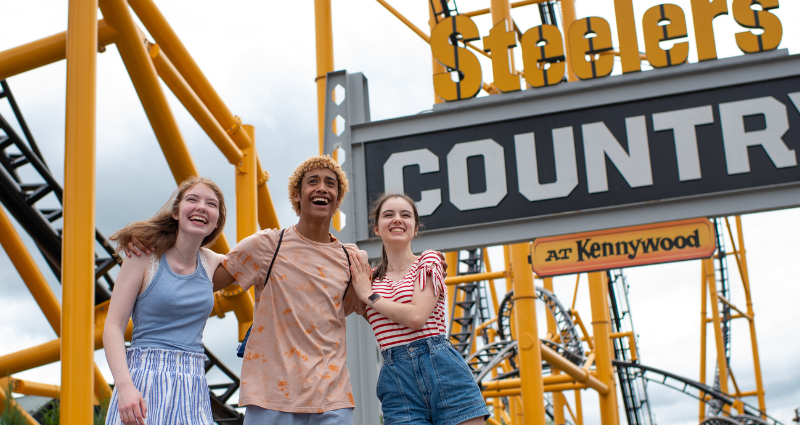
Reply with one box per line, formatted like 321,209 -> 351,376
368,293 -> 381,305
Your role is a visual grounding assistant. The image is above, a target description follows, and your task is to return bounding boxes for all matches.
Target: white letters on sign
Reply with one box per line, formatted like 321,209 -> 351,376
652,105 -> 715,181
719,96 -> 796,175
447,139 -> 508,211
383,149 -> 442,216
583,116 -> 653,194
514,128 -> 578,202
381,94 -> 798,215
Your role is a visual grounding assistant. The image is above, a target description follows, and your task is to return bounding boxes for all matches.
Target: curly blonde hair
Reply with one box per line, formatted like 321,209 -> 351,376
288,155 -> 349,216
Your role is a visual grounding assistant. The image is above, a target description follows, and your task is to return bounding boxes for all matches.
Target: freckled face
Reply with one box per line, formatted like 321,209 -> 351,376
293,168 -> 339,221
374,197 -> 417,246
173,183 -> 220,238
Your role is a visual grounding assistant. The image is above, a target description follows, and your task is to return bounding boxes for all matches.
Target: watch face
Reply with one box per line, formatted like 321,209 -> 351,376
369,293 -> 380,302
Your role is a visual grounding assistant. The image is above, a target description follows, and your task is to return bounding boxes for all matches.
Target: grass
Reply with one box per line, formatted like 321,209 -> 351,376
0,378 -> 26,425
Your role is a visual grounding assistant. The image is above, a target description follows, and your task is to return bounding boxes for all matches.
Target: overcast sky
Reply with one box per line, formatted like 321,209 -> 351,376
1,0 -> 798,423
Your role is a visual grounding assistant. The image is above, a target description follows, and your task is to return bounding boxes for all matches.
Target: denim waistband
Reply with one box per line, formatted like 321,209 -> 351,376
126,347 -> 206,375
381,335 -> 450,364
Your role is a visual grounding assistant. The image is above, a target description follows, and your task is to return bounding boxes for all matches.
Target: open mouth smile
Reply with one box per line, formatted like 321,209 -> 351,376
311,197 -> 331,206
189,215 -> 208,224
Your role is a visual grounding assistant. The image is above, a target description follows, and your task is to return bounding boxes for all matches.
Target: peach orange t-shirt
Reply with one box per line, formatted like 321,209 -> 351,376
223,225 -> 366,413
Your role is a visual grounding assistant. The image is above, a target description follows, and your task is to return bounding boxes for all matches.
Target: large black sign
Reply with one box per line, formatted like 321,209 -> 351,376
364,75 -> 800,233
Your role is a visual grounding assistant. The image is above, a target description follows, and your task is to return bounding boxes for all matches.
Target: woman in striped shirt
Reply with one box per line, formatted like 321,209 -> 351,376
349,193 -> 489,425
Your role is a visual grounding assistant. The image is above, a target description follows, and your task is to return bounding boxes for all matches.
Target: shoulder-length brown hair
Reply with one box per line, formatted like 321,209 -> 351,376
369,193 -> 422,281
108,176 -> 227,260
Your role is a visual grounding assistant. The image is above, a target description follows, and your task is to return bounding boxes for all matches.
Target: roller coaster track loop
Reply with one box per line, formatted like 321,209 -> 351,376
613,361 -> 784,425
497,287 -> 585,364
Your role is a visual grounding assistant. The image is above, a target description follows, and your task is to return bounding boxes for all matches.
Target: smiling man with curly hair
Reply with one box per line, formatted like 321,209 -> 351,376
286,154 -> 349,216
214,155 -> 366,424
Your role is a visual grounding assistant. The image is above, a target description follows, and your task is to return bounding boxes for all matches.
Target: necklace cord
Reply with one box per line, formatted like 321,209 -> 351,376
173,245 -> 196,262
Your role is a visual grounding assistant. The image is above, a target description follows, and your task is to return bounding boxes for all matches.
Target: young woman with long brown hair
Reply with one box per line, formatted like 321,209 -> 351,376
348,193 -> 489,425
103,176 -> 227,425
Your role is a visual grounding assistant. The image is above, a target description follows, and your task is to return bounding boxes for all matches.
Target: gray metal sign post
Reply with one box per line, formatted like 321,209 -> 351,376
322,70 -> 381,425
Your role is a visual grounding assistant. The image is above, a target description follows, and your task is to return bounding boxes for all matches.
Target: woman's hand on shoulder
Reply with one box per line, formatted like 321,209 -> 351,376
348,250 -> 374,304
124,235 -> 155,258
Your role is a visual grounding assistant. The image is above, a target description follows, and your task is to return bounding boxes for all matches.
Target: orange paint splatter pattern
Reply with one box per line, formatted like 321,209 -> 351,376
284,347 -> 309,361
277,381 -> 290,398
227,227 -> 363,412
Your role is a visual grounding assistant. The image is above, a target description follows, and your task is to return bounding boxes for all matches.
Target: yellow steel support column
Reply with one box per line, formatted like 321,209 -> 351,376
482,248 -> 500,314
543,277 -> 566,424
699,259 -> 710,420
150,45 -> 243,165
705,259 -> 731,413
734,216 -> 766,414
560,0 -> 578,82
0,207 -> 111,401
62,0 -> 98,422
256,159 -> 280,230
99,0 -> 197,184
0,207 -> 62,330
0,20 -> 118,80
510,242 -> 546,424
312,0 -> 343,231
587,271 -> 619,425
314,0 -> 335,155
237,131 -> 258,236
234,125 -> 258,335
574,389 -> 584,425
127,0 -> 252,151
445,251 -> 460,334
0,378 -> 61,399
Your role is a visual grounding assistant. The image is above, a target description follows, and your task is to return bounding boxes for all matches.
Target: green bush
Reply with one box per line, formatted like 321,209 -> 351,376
0,379 -> 26,425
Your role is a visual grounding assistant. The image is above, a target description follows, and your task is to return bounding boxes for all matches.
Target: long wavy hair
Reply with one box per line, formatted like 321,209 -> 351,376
369,193 -> 422,281
108,176 -> 227,260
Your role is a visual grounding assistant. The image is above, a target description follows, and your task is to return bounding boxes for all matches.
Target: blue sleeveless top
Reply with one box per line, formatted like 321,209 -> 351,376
130,251 -> 214,353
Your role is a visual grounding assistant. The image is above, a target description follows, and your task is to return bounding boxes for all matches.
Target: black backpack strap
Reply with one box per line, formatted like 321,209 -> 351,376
239,228 -> 285,358
263,228 -> 285,288
341,245 -> 352,301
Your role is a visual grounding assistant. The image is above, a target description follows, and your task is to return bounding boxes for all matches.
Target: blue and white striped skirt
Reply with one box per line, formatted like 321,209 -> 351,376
106,347 -> 213,425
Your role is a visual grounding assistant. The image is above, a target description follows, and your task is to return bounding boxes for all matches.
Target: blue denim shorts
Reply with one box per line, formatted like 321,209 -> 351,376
242,406 -> 353,424
378,335 -> 489,425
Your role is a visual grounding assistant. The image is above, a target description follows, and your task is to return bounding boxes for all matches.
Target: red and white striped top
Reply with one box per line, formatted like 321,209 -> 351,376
366,250 -> 448,351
